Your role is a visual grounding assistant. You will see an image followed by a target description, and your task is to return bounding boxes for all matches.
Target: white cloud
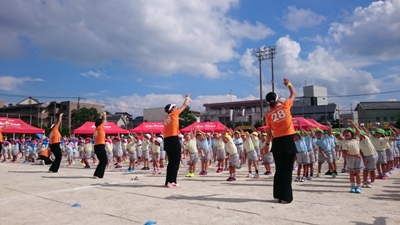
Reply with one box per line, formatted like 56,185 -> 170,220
85,93 -> 257,117
0,76 -> 44,92
282,6 -> 326,31
80,70 -> 105,78
0,0 -> 273,78
328,0 -> 400,59
238,49 -> 259,77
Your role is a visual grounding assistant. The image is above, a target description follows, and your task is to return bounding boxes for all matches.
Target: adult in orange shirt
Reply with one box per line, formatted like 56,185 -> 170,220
93,112 -> 107,178
48,113 -> 63,173
163,94 -> 190,187
264,78 -> 297,204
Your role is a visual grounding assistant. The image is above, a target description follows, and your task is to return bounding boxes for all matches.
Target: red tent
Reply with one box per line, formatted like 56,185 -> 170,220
180,121 -> 226,133
73,122 -> 129,135
292,116 -> 317,130
305,118 -> 328,130
130,122 -> 164,134
0,117 -> 44,134
257,116 -> 317,131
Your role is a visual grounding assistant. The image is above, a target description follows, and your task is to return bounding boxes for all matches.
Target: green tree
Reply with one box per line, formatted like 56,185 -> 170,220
179,106 -> 197,129
71,107 -> 100,130
253,120 -> 263,128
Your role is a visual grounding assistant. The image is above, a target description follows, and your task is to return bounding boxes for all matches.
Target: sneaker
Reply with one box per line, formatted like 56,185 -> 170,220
84,165 -> 90,169
266,171 -> 272,175
382,175 -> 387,180
317,173 -> 322,178
216,168 -> 222,173
376,174 -> 383,179
295,177 -> 301,182
188,173 -> 195,177
355,187 -> 361,194
152,170 -> 157,175
389,169 -> 394,174
334,171 -> 338,176
199,171 -> 204,175
130,169 -> 135,173
366,182 -> 373,188
396,165 -> 400,169
349,187 -> 356,193
361,182 -> 367,188
254,173 -> 260,178
325,170 -> 332,175
165,182 -> 174,188
263,171 -> 269,175
306,176 -> 312,180
300,177 -> 306,182
115,165 -> 122,169
224,167 -> 229,171
171,182 -> 179,187
385,172 -> 390,177
203,171 -> 208,175
141,167 -> 146,170
126,168 -> 132,172
246,173 -> 253,178
186,173 -> 191,177
332,173 -> 337,178
226,176 -> 235,181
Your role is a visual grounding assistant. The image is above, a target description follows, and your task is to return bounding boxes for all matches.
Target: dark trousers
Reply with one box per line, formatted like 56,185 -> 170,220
272,152 -> 296,203
94,144 -> 107,178
38,155 -> 52,165
164,136 -> 181,186
49,143 -> 62,172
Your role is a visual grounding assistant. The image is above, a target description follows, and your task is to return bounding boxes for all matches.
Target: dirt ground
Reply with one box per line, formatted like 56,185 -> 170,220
0,158 -> 399,225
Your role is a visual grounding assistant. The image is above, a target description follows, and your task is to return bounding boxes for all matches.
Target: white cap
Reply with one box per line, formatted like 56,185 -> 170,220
144,134 -> 151,139
155,137 -> 163,144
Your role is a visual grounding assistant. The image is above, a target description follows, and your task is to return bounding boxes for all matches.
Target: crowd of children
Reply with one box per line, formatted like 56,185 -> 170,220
1,122 -> 399,194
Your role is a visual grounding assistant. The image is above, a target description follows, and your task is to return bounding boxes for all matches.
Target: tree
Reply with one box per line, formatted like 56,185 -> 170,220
71,107 -> 100,130
179,106 -> 197,129
253,120 -> 263,128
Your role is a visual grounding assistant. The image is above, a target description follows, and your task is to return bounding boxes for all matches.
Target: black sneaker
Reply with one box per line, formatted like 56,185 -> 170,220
334,171 -> 338,176
141,167 -> 146,170
325,170 -> 332,175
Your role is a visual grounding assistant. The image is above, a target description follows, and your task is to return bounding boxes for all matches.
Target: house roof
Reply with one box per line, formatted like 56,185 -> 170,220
16,96 -> 41,105
355,101 -> 400,111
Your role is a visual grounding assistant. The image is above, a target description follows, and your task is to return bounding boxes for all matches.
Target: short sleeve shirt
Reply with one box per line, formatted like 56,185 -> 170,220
265,98 -> 295,138
49,125 -> 61,144
163,108 -> 183,138
94,124 -> 105,145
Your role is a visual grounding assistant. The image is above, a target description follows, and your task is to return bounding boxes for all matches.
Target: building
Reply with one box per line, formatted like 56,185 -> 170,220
355,101 -> 400,124
202,99 -> 269,125
107,112 -> 133,129
0,97 -> 104,130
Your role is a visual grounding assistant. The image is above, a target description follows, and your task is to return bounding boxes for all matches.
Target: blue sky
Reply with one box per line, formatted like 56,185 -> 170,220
1,0 -> 399,117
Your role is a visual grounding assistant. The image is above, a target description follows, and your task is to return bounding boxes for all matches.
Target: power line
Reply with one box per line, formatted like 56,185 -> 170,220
0,93 -> 79,99
301,90 -> 400,99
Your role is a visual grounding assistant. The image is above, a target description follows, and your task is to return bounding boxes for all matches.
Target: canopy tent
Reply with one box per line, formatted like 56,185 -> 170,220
305,118 -> 329,130
0,117 -> 45,134
180,121 -> 227,133
257,116 -> 317,132
72,122 -> 129,135
130,122 -> 164,134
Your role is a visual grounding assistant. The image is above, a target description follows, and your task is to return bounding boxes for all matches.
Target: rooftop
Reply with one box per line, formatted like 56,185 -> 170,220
355,101 -> 400,111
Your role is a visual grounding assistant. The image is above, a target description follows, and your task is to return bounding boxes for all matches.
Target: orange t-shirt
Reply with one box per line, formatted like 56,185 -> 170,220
49,125 -> 61,144
0,129 -> 3,143
94,123 -> 105,145
265,98 -> 295,138
41,149 -> 51,157
163,108 -> 183,138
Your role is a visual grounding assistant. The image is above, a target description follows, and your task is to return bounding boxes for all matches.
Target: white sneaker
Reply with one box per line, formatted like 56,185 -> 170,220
246,173 -> 253,178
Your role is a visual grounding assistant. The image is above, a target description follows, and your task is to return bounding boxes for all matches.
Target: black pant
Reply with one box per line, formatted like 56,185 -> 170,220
272,152 -> 296,202
49,143 -> 62,172
164,136 -> 181,186
94,144 -> 107,178
38,155 -> 52,165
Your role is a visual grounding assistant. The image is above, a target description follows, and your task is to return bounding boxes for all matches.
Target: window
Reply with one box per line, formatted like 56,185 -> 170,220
376,117 -> 380,122
383,117 -> 387,122
391,117 -> 395,122
62,105 -> 67,110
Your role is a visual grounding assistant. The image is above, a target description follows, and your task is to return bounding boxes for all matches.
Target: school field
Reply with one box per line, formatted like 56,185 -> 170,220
0,160 -> 399,225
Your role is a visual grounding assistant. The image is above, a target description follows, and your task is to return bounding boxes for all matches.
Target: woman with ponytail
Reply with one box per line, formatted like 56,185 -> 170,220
263,78 -> 297,204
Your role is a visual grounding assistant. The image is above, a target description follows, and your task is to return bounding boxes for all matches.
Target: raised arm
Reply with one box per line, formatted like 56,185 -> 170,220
102,112 -> 107,123
283,78 -> 296,102
179,93 -> 191,112
348,119 -> 360,139
56,113 -> 64,127
327,122 -> 332,136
